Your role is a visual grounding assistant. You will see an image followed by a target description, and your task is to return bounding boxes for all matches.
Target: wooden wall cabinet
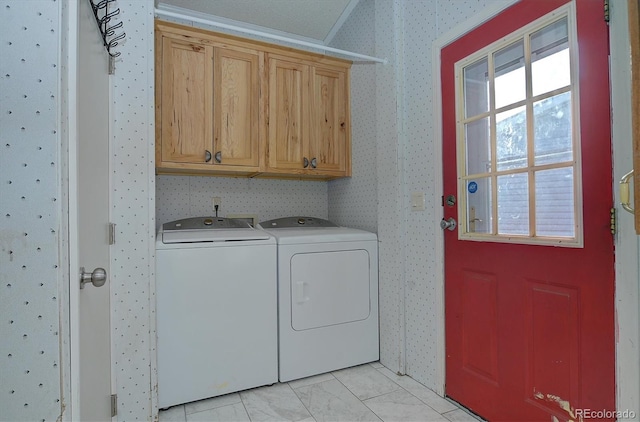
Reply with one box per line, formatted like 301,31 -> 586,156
158,36 -> 213,166
309,65 -> 350,176
155,23 -> 263,176
265,55 -> 351,178
155,21 -> 351,180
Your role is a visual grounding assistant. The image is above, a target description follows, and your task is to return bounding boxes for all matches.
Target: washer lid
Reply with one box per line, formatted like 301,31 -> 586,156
258,216 -> 338,228
161,217 -> 270,243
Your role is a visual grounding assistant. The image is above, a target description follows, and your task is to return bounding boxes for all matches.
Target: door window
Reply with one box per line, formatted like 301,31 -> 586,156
456,10 -> 581,246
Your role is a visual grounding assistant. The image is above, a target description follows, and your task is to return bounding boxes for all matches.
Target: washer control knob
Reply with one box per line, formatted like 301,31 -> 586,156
298,218 -> 306,225
204,218 -> 213,226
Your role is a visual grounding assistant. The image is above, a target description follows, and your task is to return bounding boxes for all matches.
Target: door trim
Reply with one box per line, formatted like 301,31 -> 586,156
65,0 -> 81,418
65,1 -> 116,418
430,0 -> 531,397
611,0 -> 640,414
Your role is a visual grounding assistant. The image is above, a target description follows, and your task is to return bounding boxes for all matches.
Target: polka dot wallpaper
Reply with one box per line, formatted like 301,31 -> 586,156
156,176 -> 328,229
373,0 -> 406,374
110,1 -> 156,419
328,0 -> 378,234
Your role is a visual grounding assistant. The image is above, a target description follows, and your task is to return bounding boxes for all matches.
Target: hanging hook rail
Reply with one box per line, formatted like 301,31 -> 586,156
88,0 -> 126,70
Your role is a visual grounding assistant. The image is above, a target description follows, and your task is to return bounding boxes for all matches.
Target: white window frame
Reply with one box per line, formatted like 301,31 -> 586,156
454,2 -> 583,247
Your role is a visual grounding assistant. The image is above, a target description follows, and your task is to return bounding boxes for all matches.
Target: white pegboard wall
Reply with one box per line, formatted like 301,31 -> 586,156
0,0 -> 63,421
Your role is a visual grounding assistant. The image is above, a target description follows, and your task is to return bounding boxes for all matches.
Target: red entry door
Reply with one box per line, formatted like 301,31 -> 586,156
442,1 -> 615,421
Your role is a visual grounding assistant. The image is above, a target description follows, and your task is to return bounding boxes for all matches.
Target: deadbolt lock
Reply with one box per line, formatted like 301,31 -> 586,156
445,195 -> 456,207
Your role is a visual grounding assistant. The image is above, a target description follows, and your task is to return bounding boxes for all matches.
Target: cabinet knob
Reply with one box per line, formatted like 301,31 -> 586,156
205,150 -> 212,162
215,151 -> 222,163
303,157 -> 309,168
310,157 -> 317,169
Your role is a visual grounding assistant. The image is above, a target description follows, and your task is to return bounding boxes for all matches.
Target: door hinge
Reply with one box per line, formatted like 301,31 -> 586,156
604,0 -> 610,23
111,394 -> 117,417
610,207 -> 617,235
109,223 -> 116,245
108,55 -> 116,75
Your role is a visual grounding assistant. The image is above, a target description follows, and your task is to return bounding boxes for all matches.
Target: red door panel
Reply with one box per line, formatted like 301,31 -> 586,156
524,281 -> 580,416
461,271 -> 499,384
442,1 -> 615,421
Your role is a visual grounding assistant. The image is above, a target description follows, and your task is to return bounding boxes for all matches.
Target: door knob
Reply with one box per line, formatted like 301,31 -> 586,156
303,157 -> 309,168
80,267 -> 107,289
310,157 -> 317,169
440,217 -> 457,231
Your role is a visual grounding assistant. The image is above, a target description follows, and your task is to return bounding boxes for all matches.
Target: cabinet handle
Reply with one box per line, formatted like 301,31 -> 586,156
311,157 -> 317,169
205,150 -> 212,162
303,157 -> 309,168
215,151 -> 222,163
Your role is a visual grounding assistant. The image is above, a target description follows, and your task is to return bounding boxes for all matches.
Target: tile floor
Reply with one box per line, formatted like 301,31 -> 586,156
158,362 -> 483,422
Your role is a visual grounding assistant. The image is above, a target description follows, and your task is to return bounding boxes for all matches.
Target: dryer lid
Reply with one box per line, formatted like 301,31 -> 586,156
161,217 -> 270,243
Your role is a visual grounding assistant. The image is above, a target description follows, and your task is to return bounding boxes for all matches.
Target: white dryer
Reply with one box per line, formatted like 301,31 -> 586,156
156,217 -> 278,409
259,217 -> 379,382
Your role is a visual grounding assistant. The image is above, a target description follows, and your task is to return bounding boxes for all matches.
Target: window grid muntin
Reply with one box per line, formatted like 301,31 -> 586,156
461,84 -> 572,129
454,7 -> 581,246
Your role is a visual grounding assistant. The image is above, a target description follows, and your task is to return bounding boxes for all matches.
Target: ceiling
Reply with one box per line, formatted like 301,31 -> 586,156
155,0 -> 360,44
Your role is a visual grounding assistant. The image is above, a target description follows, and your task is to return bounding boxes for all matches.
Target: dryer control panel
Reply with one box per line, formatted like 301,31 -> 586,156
259,217 -> 338,228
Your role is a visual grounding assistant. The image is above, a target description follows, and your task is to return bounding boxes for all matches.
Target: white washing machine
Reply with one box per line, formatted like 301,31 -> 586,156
156,217 -> 278,409
259,217 -> 379,382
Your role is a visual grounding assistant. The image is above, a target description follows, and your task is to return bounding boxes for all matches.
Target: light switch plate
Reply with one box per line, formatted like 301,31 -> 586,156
411,192 -> 425,211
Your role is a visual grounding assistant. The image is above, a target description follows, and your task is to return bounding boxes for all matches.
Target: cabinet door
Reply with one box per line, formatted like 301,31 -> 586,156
267,57 -> 309,171
160,36 -> 213,164
213,47 -> 261,168
309,66 -> 349,175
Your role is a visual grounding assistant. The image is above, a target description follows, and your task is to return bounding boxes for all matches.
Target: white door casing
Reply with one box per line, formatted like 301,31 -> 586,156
610,0 -> 640,415
68,0 -> 113,419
